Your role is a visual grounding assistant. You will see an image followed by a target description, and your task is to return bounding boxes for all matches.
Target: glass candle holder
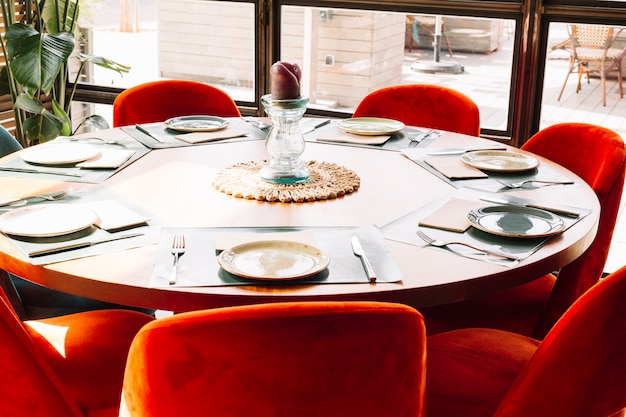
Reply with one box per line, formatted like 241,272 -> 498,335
259,94 -> 310,184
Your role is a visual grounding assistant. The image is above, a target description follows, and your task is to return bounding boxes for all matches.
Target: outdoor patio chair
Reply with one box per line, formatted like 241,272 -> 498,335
557,24 -> 626,106
426,263 -> 626,417
119,301 -> 426,417
112,80 -> 241,127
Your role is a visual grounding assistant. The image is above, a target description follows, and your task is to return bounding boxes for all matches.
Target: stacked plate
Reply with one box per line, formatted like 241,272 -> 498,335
217,240 -> 329,280
336,117 -> 405,136
0,204 -> 97,237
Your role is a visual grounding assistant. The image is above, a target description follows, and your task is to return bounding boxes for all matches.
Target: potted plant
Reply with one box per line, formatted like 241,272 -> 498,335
0,0 -> 130,147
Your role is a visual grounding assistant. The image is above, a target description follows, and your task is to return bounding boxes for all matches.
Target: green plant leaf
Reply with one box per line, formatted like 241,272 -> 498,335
74,114 -> 110,134
22,112 -> 65,144
4,23 -> 75,97
16,94 -> 65,143
15,93 -> 46,114
0,67 -> 11,97
42,0 -> 80,34
51,98 -> 72,136
77,53 -> 131,76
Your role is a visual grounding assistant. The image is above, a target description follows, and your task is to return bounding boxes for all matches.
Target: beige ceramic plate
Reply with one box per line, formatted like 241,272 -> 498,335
336,117 -> 405,136
20,143 -> 100,165
164,116 -> 229,132
218,240 -> 329,280
460,150 -> 539,172
467,205 -> 565,238
0,204 -> 98,237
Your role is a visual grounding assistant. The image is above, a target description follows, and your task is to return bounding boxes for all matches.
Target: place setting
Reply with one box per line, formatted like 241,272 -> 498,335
0,188 -> 161,265
0,137 -> 150,183
382,187 -> 591,266
148,224 -> 404,288
312,117 -> 440,150
403,145 -> 577,192
123,115 -> 268,149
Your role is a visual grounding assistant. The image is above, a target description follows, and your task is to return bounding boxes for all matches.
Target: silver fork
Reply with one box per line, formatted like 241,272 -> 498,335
497,179 -> 574,189
409,129 -> 438,143
169,234 -> 186,285
416,229 -> 520,261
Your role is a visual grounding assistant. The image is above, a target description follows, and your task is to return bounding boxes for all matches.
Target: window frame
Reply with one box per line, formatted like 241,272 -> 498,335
49,0 -> 626,146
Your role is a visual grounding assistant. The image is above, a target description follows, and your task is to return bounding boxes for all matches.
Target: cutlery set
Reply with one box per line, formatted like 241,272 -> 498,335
416,229 -> 521,261
408,129 -> 440,147
351,236 -> 377,282
169,234 -> 186,285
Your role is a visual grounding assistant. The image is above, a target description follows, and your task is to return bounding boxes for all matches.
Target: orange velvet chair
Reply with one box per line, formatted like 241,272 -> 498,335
112,80 -> 241,127
426,263 -> 626,417
352,84 -> 480,136
0,282 -> 154,417
421,123 -> 626,339
119,301 -> 426,417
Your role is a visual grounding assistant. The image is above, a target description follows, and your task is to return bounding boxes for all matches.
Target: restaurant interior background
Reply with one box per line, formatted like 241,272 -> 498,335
1,0 -> 625,272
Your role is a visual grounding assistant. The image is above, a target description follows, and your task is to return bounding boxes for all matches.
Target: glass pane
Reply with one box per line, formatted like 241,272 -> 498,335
80,0 -> 255,109
541,22 -> 626,139
280,7 -> 516,132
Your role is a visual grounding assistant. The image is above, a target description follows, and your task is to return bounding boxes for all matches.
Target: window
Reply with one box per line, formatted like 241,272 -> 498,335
3,0 -> 626,145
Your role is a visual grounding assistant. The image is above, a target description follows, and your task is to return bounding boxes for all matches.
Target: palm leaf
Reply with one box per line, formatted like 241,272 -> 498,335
4,23 -> 75,97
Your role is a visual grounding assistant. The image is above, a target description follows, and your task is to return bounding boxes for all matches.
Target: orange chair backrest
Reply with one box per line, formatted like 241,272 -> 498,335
493,264 -> 626,417
353,84 -> 480,136
113,80 -> 241,127
522,123 -> 626,338
0,291 -> 83,417
120,301 -> 426,417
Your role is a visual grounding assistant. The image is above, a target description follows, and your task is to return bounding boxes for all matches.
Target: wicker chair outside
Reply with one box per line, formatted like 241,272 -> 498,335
557,24 -> 626,106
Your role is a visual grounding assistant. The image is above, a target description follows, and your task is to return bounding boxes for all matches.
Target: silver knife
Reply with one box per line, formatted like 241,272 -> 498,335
427,147 -> 507,156
301,119 -> 331,135
351,236 -> 377,283
0,166 -> 83,177
479,196 -> 581,218
29,232 -> 144,257
135,124 -> 165,143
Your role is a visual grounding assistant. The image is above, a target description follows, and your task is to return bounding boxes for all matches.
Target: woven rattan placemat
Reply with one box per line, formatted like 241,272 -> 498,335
213,160 -> 360,203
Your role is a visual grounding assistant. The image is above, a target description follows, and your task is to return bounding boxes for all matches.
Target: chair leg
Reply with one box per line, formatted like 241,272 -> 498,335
618,63 -> 624,99
0,270 -> 28,320
558,60 -> 577,101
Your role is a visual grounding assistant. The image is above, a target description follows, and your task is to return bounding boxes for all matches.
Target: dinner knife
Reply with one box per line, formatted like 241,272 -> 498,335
301,119 -> 331,135
426,146 -> 507,156
29,232 -> 144,257
0,166 -> 83,177
135,124 -> 165,143
479,196 -> 581,218
351,236 -> 377,283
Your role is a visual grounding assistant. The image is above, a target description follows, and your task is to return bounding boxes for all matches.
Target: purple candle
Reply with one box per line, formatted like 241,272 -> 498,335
270,61 -> 302,100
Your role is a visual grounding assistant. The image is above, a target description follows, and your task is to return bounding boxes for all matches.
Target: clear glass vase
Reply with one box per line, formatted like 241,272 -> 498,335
259,94 -> 310,184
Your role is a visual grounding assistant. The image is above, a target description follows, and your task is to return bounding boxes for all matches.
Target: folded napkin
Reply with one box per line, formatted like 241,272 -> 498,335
174,128 -> 248,144
77,149 -> 136,169
423,156 -> 488,179
419,198 -> 488,232
83,200 -> 151,232
315,131 -> 391,145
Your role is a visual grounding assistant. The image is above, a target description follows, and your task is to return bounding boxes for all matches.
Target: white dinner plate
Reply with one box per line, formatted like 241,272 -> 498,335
336,117 -> 405,136
164,116 -> 229,132
0,204 -> 98,237
19,143 -> 100,166
217,240 -> 330,280
467,205 -> 565,238
460,150 -> 539,172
